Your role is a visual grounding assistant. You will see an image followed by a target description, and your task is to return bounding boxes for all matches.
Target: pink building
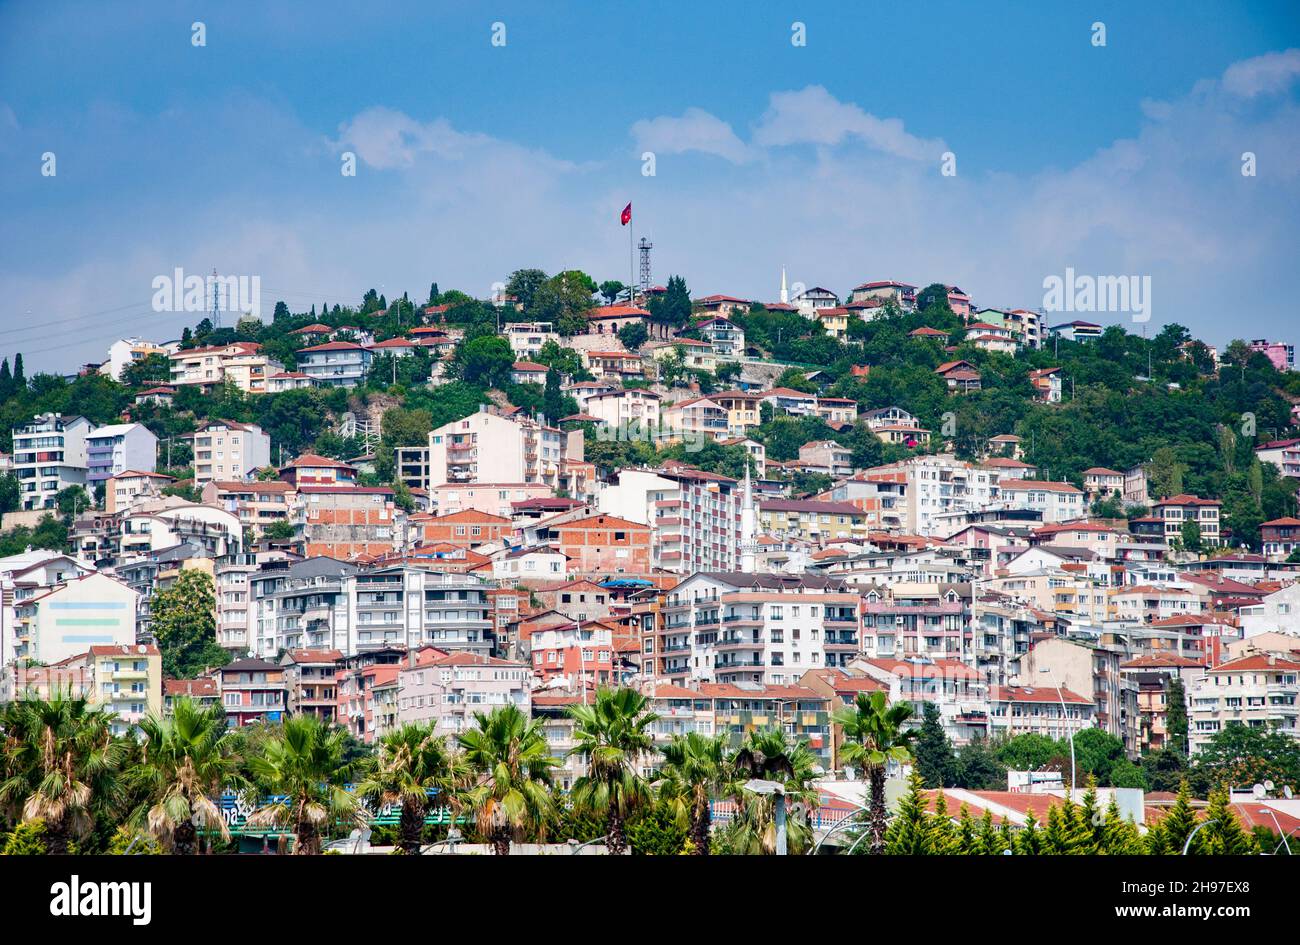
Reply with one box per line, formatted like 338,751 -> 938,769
1249,339 -> 1294,372
398,648 -> 532,736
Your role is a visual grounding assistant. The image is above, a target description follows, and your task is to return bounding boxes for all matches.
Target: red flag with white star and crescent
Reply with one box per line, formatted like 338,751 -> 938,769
620,202 -> 632,226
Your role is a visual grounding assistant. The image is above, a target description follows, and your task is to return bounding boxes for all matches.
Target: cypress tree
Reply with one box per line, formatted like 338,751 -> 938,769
1016,808 -> 1043,855
885,772 -> 933,855
1159,780 -> 1203,854
1202,786 -> 1255,855
955,804 -> 979,854
13,352 -> 24,386
930,791 -> 959,854
1102,796 -> 1144,854
914,701 -> 957,788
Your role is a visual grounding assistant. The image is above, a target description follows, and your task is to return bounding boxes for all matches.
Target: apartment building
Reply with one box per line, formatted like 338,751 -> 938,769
11,413 -> 92,511
1188,653 -> 1300,753
696,317 -> 745,359
11,571 -> 138,665
85,423 -> 157,486
1152,494 -> 1222,546
1082,467 -> 1125,501
865,454 -> 999,537
599,466 -> 745,573
296,485 -> 398,559
536,512 -> 652,576
758,499 -> 868,543
280,649 -> 343,722
849,280 -> 917,311
529,619 -> 616,689
504,321 -> 559,358
295,340 -> 373,387
1119,653 -> 1203,753
798,440 -> 853,477
988,685 -> 1095,741
201,479 -> 295,536
398,649 -> 531,736
346,566 -> 494,656
278,453 -> 358,488
652,572 -> 861,687
860,583 -> 968,662
659,396 -> 731,443
105,469 -> 174,514
425,481 -> 552,518
8,643 -> 161,736
249,556 -> 359,657
410,509 -> 511,548
998,480 -> 1085,523
1260,517 -> 1300,558
583,388 -> 661,429
710,391 -> 764,437
169,341 -> 281,393
214,552 -> 259,654
1013,635 -> 1139,753
854,656 -> 989,746
1256,438 -> 1300,479
427,408 -> 566,488
191,420 -> 271,487
101,337 -> 170,381
218,657 -> 288,726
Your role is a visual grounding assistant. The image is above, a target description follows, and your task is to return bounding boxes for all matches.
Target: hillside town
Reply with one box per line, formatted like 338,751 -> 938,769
1,268 -> 1297,857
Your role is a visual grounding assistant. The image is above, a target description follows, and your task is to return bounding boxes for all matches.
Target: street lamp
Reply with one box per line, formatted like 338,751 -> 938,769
745,778 -> 788,855
1039,667 -> 1076,800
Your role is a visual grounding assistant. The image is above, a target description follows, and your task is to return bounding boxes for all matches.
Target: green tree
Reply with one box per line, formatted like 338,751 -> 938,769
1165,676 -> 1189,757
128,697 -> 240,853
725,728 -> 820,855
568,687 -> 658,856
884,772 -> 934,855
150,569 -> 227,678
914,701 -> 957,788
356,723 -> 464,855
1201,785 -> 1256,855
453,335 -> 515,388
617,321 -> 648,351
0,473 -> 19,514
834,691 -> 917,854
0,696 -> 126,854
457,704 -> 557,855
657,731 -> 728,855
246,715 -> 361,855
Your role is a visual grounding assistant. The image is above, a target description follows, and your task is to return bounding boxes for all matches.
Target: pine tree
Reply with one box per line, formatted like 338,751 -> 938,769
1165,676 -> 1189,756
955,803 -> 978,854
930,791 -> 959,854
1077,779 -> 1104,854
1158,780 -> 1203,854
1016,809 -> 1043,855
1042,803 -> 1069,854
1101,796 -> 1144,854
1143,818 -> 1170,854
0,358 -> 10,397
999,819 -> 1016,853
914,701 -> 957,788
885,772 -> 933,855
1202,786 -> 1255,855
977,809 -> 1007,854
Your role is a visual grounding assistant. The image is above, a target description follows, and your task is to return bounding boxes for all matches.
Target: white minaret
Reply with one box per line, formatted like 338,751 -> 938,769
779,266 -> 788,305
739,464 -> 758,574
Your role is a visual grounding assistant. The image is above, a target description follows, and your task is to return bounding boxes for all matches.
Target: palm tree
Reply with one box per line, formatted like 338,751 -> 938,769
726,727 -> 821,855
246,715 -> 360,855
356,723 -> 464,855
457,704 -> 557,855
567,687 -> 658,855
0,695 -> 126,854
658,731 -> 728,855
833,690 -> 916,855
128,697 -> 241,853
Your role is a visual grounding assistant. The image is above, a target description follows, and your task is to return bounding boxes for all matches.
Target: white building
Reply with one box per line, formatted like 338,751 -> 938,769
85,423 -> 157,488
427,408 -> 565,489
11,413 -> 93,511
997,479 -> 1085,524
191,420 -> 271,486
295,341 -> 373,387
101,338 -> 170,381
1188,653 -> 1300,753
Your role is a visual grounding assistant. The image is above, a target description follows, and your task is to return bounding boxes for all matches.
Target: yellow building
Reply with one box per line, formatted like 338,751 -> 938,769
9,643 -> 162,737
758,499 -> 868,542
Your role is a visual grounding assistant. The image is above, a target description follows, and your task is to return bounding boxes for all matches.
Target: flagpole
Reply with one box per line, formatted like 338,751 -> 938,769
629,211 -> 635,305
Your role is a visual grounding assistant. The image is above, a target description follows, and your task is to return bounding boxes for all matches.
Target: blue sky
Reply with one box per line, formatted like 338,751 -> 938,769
2,1 -> 1299,372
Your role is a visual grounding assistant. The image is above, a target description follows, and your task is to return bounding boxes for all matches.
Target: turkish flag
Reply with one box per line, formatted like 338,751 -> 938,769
620,202 -> 632,226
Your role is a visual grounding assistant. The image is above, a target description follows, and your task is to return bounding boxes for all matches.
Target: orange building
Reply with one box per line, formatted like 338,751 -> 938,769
297,485 -> 398,559
548,513 -> 651,576
409,509 -> 512,548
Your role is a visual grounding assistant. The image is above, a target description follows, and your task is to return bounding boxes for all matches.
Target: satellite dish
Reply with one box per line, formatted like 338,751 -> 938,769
1265,779 -> 1275,792
1252,783 -> 1267,799
1285,786 -> 1294,800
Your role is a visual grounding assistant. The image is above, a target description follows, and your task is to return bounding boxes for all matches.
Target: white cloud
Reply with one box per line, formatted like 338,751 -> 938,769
751,85 -> 945,161
631,107 -> 752,163
1221,48 -> 1300,99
